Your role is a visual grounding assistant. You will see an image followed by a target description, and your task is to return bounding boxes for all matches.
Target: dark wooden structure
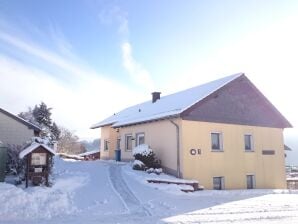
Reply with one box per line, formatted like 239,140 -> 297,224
20,144 -> 55,188
79,150 -> 100,161
287,179 -> 298,189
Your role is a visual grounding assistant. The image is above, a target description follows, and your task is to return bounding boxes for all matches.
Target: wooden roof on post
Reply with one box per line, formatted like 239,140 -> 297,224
19,143 -> 56,159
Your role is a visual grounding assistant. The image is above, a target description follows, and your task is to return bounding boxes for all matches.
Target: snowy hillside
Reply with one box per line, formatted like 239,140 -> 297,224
0,157 -> 298,224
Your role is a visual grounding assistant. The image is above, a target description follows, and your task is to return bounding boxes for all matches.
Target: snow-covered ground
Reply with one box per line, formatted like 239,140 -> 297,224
1,157 -> 298,224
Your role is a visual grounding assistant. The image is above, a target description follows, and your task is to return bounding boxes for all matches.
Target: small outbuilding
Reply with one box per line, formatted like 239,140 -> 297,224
79,150 -> 100,160
19,143 -> 55,187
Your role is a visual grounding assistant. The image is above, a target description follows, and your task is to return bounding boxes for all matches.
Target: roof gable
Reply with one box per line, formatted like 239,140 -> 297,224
91,73 -> 243,128
181,75 -> 292,128
0,108 -> 41,132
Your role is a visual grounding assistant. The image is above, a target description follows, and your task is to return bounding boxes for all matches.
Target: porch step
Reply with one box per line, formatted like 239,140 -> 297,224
147,179 -> 201,192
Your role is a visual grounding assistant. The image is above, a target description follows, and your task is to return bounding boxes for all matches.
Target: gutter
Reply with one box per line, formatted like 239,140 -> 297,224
169,119 -> 181,178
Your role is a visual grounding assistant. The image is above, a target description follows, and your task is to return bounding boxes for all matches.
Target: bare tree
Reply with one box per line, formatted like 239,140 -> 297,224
57,127 -> 86,154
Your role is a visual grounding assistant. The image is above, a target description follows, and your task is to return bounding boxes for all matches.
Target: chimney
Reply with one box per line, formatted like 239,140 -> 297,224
152,92 -> 161,103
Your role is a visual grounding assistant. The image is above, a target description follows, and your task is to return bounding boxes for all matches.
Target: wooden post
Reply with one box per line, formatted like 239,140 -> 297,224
25,156 -> 29,188
45,154 -> 49,187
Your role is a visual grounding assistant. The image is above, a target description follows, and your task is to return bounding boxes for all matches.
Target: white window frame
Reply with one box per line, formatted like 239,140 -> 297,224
136,133 -> 145,146
246,174 -> 256,189
125,134 -> 133,151
213,176 -> 225,190
244,134 -> 254,151
211,132 -> 223,151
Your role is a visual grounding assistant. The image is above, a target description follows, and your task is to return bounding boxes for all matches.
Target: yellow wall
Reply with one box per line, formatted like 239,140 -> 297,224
181,120 -> 286,189
117,119 -> 181,174
100,125 -> 118,159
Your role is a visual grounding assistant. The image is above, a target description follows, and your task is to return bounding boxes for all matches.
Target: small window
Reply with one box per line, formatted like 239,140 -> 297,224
116,138 -> 121,149
104,140 -> 109,151
136,133 -> 145,146
244,134 -> 253,151
246,175 -> 255,189
211,133 -> 222,151
213,177 -> 224,190
125,134 -> 133,151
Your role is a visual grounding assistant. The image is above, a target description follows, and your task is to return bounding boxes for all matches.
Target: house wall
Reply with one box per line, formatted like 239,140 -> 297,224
181,120 -> 286,189
0,112 -> 36,146
100,125 -> 118,159
117,118 -> 181,175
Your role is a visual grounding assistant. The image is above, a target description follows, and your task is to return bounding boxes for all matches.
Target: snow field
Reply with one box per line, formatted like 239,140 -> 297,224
0,158 -> 298,224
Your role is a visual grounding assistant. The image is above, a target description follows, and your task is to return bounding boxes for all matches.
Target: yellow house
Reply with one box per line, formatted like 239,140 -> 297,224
91,73 -> 292,189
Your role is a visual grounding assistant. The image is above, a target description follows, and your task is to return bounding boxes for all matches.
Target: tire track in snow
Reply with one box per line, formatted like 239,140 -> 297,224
108,164 -> 152,216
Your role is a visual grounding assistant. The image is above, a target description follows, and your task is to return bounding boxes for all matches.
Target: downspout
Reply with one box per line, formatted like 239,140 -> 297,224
169,119 -> 181,178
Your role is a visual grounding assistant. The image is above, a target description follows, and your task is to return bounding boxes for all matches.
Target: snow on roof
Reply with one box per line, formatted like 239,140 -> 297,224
19,143 -> 56,159
91,73 -> 243,128
79,150 -> 100,156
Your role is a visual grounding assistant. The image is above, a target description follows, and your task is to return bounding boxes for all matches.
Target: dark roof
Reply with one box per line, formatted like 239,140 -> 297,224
0,108 -> 41,132
285,145 -> 292,151
181,74 -> 292,129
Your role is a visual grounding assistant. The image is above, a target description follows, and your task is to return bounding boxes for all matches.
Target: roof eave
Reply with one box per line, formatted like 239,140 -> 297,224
90,122 -> 115,129
112,114 -> 180,128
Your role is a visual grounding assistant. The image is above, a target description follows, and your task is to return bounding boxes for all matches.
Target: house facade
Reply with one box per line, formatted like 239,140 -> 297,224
91,73 -> 292,189
0,108 -> 41,147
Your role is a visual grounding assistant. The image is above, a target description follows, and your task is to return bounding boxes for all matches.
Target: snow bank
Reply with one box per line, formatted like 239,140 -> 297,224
0,157 -> 87,221
0,182 -> 78,220
132,144 -> 152,156
123,163 -> 196,195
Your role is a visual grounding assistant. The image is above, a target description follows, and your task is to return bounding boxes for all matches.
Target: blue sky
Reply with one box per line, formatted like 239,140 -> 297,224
0,0 -> 298,162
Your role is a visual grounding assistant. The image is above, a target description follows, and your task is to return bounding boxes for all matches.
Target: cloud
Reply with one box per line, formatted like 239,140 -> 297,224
49,23 -> 75,58
98,5 -> 129,37
0,25 -> 145,140
0,31 -> 93,82
121,42 -> 154,91
97,4 -> 154,91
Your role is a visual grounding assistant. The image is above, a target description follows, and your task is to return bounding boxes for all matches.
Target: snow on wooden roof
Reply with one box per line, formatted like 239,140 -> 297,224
91,73 -> 243,128
19,143 -> 56,159
79,150 -> 100,156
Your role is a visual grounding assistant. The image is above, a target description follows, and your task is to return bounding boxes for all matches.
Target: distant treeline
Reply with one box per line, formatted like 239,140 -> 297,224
80,139 -> 101,151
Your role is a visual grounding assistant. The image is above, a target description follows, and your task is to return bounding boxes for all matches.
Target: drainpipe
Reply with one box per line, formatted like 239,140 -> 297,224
169,119 -> 181,178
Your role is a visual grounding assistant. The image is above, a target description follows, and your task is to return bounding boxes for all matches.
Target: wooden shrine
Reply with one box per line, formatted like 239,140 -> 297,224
19,143 -> 55,187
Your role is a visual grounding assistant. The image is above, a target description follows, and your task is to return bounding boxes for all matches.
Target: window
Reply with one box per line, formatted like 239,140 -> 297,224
125,134 -> 133,151
104,140 -> 109,151
31,153 -> 47,165
244,134 -> 253,151
246,175 -> 255,189
213,177 -> 224,190
136,133 -> 145,146
211,133 -> 222,151
117,138 -> 121,149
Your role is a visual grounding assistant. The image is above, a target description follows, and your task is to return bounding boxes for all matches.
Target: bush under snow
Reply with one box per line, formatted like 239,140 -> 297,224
132,160 -> 146,170
132,144 -> 152,157
132,144 -> 161,170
